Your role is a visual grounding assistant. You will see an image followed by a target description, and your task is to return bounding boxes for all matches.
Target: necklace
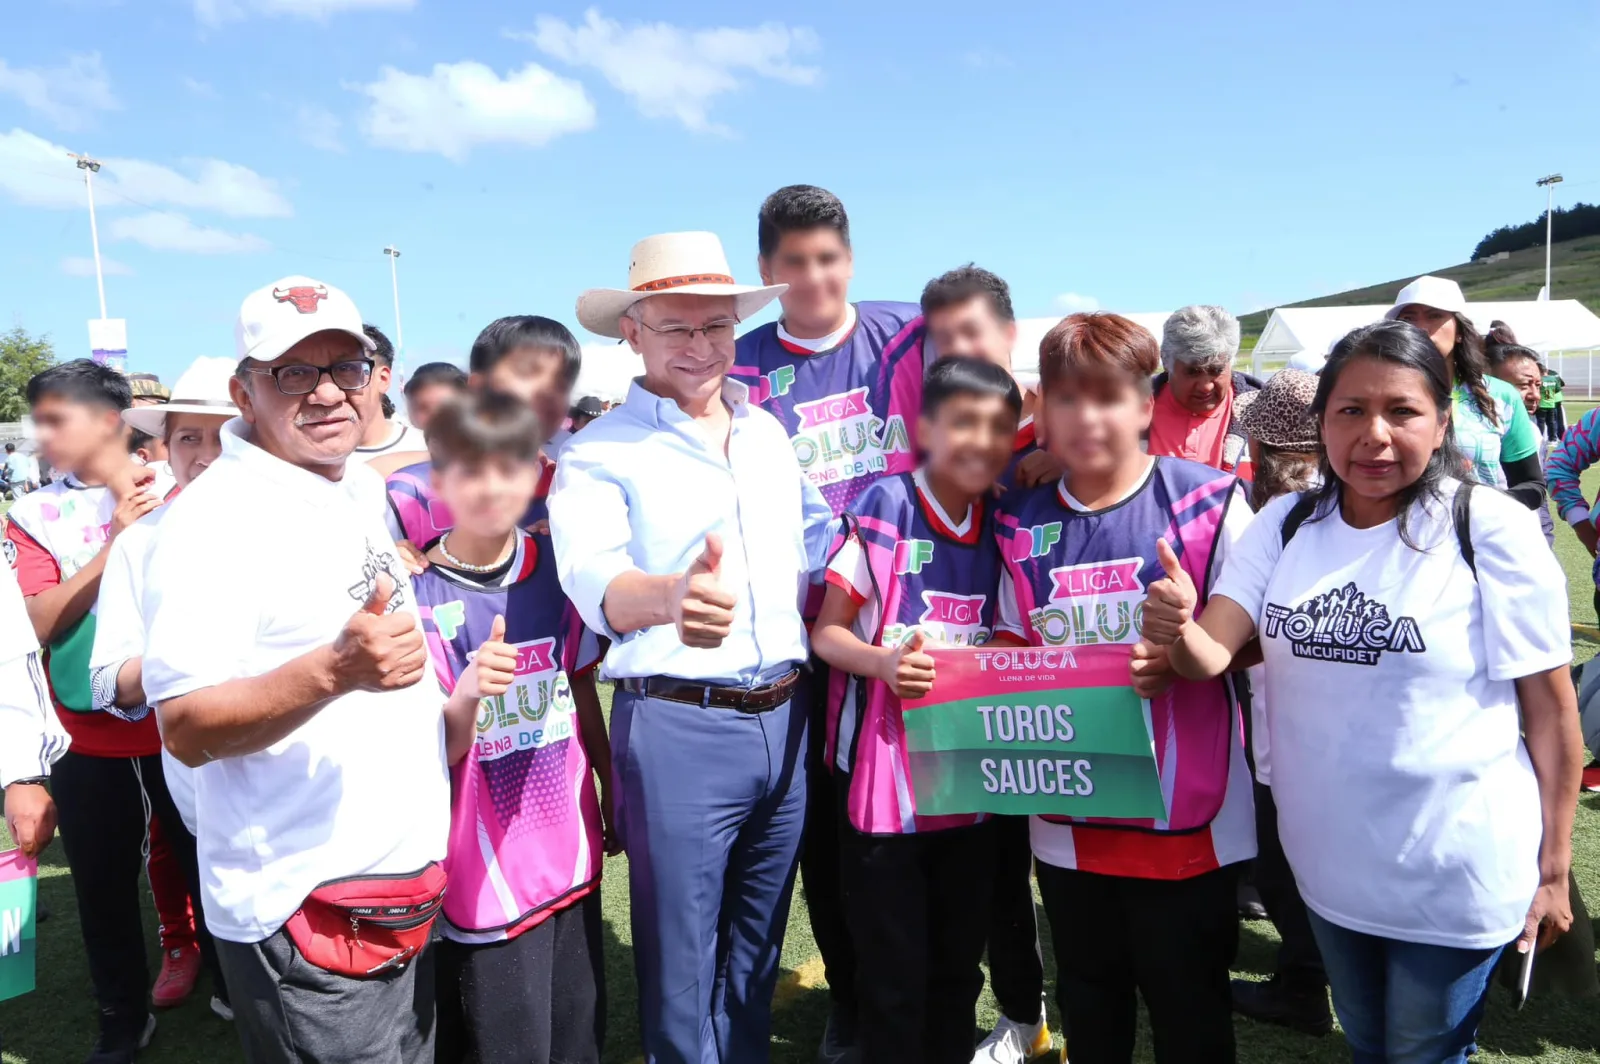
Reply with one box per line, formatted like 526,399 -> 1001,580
438,531 -> 510,573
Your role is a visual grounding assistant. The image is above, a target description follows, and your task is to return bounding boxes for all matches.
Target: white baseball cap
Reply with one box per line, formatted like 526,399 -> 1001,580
123,356 -> 240,437
235,275 -> 375,366
1385,275 -> 1468,319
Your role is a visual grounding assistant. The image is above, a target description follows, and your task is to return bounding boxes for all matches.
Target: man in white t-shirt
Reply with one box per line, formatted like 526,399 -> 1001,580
141,276 -> 458,1064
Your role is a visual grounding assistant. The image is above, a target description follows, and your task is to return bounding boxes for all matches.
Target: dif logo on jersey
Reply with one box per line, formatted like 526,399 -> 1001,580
1011,521 -> 1062,561
1027,556 -> 1146,647
790,387 -> 911,489
1262,582 -> 1425,667
894,539 -> 935,575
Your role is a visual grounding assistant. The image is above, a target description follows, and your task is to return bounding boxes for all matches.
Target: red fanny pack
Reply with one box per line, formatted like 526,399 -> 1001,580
283,864 -> 446,979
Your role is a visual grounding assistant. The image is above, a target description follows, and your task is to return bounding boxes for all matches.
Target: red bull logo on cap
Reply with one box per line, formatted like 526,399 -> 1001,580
273,284 -> 329,314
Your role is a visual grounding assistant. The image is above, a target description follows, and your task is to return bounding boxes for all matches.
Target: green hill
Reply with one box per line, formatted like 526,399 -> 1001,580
1239,235 -> 1600,348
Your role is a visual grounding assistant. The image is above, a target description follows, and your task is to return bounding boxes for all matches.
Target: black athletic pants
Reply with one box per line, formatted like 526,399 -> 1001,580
1037,860 -> 1239,1064
436,892 -> 606,1064
801,660 -> 856,1019
987,814 -> 1045,1025
51,750 -> 208,1036
1252,781 -> 1326,990
837,790 -> 996,1064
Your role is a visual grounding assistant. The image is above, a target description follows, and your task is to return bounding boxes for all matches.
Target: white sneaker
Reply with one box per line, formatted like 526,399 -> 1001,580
971,1014 -> 1053,1063
210,996 -> 235,1022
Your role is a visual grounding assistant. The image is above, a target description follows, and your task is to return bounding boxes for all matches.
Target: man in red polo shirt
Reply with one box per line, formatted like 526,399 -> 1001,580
5,360 -> 182,1064
1146,305 -> 1260,477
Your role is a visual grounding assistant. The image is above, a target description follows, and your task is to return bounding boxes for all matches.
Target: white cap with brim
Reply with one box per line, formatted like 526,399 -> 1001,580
123,356 -> 242,437
235,274 -> 376,366
576,231 -> 786,340
1384,275 -> 1468,320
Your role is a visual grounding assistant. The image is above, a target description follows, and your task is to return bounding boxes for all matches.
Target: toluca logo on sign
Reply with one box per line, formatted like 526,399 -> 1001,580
272,284 -> 328,314
894,539 -> 935,575
1011,522 -> 1063,560
1262,582 -> 1425,667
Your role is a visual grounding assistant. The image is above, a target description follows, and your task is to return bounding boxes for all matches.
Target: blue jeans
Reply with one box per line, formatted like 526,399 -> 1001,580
612,687 -> 808,1064
1307,911 -> 1504,1064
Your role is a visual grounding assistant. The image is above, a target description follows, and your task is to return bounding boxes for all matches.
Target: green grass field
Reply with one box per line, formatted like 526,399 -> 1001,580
7,441 -> 1600,1063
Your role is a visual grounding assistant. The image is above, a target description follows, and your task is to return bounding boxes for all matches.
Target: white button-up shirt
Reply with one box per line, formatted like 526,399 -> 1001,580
550,377 -> 833,684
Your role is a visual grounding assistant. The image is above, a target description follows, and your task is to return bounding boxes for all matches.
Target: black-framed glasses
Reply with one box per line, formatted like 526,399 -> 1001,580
244,358 -> 374,396
638,318 -> 739,349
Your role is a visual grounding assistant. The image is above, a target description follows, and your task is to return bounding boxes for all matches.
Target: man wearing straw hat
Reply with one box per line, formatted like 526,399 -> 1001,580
551,231 -> 833,1063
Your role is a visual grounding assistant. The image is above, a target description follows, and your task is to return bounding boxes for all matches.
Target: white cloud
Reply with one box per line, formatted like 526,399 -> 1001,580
297,104 -> 345,152
518,8 -> 819,134
962,49 -> 1012,69
1053,292 -> 1101,313
0,53 -> 120,131
0,128 -> 292,217
182,76 -> 218,98
195,0 -> 414,25
353,61 -> 595,162
61,255 -> 133,277
108,211 -> 269,254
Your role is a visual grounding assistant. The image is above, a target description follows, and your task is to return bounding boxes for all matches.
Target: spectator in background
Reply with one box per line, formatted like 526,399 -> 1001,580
1487,344 -> 1556,546
402,362 -> 468,432
3,443 -> 34,496
354,322 -> 419,462
466,316 -> 583,462
568,395 -> 605,434
127,373 -> 171,409
1148,305 -> 1262,476
1386,277 -> 1544,512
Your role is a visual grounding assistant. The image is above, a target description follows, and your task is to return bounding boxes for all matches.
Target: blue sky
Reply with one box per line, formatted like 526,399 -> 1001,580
2,0 -> 1598,385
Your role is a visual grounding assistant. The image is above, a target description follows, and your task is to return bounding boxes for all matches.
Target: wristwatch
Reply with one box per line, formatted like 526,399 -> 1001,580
4,777 -> 48,789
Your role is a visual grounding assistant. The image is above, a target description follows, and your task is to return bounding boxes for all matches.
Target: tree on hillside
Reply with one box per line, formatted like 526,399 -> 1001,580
1474,202 -> 1600,260
0,328 -> 58,420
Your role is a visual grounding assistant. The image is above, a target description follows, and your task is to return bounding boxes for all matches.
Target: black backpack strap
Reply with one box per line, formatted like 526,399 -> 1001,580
1280,493 -> 1319,548
1453,481 -> 1476,578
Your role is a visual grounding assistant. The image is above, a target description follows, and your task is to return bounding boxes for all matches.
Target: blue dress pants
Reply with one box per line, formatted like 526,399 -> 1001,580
612,687 -> 808,1064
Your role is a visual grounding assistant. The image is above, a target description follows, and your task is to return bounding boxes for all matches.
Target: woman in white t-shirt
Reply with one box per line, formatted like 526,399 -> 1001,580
1140,320 -> 1583,1064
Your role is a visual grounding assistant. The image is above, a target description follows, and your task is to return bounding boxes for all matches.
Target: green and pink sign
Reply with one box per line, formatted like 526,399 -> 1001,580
901,644 -> 1166,819
0,849 -> 37,1002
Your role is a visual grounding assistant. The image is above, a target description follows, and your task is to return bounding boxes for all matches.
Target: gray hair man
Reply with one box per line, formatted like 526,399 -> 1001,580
551,231 -> 832,1063
1148,304 -> 1261,474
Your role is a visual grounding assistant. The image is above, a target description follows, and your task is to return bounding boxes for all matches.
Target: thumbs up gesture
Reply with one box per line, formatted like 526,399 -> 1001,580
1140,538 -> 1198,647
879,629 -> 937,700
332,572 -> 427,692
672,533 -> 738,648
462,614 -> 518,701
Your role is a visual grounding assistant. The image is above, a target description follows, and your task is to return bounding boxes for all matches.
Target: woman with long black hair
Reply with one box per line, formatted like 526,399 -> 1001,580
1141,320 -> 1582,1064
1384,276 -> 1545,510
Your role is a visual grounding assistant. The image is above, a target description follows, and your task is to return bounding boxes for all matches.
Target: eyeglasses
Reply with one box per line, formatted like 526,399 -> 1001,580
638,318 -> 739,349
244,358 -> 374,396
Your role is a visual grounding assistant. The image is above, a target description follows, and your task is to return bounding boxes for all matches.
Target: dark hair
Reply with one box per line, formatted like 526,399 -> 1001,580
27,359 -> 131,412
920,265 -> 1015,324
380,393 -> 395,419
364,324 -> 395,367
426,391 -> 542,469
1038,313 -> 1160,396
468,316 -> 581,384
1487,342 -> 1543,372
1446,313 -> 1498,427
4,443 -> 13,452
757,184 -> 850,259
1303,320 -> 1469,549
1250,444 -> 1319,511
921,356 -> 1023,419
1486,320 -> 1517,347
126,427 -> 155,455
404,362 -> 468,397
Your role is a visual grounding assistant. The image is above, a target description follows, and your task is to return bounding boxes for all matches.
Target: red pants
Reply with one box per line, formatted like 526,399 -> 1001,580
146,814 -> 195,951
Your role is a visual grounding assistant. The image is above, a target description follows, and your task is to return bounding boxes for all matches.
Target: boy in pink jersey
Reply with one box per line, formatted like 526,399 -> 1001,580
812,357 -> 1020,1064
418,393 -> 613,1064
994,315 -> 1255,1064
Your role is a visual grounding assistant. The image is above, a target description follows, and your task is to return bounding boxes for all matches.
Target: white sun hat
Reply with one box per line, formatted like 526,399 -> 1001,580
123,356 -> 242,437
576,231 -> 787,340
235,275 -> 376,365
1385,275 -> 1469,319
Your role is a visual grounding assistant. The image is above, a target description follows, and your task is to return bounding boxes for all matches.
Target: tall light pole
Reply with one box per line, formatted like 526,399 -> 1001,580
383,246 -> 403,356
68,152 -> 107,320
1537,173 -> 1564,299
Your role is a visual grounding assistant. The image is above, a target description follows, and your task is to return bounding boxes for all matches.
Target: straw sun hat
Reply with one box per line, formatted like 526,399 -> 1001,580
122,356 -> 241,437
576,231 -> 787,340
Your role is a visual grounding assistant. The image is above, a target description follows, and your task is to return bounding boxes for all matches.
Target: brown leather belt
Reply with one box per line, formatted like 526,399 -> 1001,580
621,669 -> 801,714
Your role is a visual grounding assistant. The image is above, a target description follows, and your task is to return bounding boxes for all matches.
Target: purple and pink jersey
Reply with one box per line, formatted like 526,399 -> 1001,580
412,527 -> 603,944
996,458 -> 1257,880
387,458 -> 555,548
825,471 -> 1003,835
732,301 -> 926,519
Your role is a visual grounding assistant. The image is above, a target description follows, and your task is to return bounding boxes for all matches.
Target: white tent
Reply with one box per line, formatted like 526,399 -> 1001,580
572,341 -> 644,403
1010,313 -> 1174,378
1250,300 -> 1600,377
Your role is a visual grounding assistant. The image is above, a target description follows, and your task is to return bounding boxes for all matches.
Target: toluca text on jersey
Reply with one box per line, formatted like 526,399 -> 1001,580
790,387 -> 911,486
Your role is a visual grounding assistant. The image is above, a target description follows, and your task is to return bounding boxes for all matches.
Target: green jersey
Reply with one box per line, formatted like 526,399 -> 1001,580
1540,372 -> 1565,409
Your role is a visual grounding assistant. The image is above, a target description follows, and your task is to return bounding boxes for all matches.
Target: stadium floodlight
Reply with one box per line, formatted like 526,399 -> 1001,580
1536,174 -> 1565,299
66,152 -> 108,319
